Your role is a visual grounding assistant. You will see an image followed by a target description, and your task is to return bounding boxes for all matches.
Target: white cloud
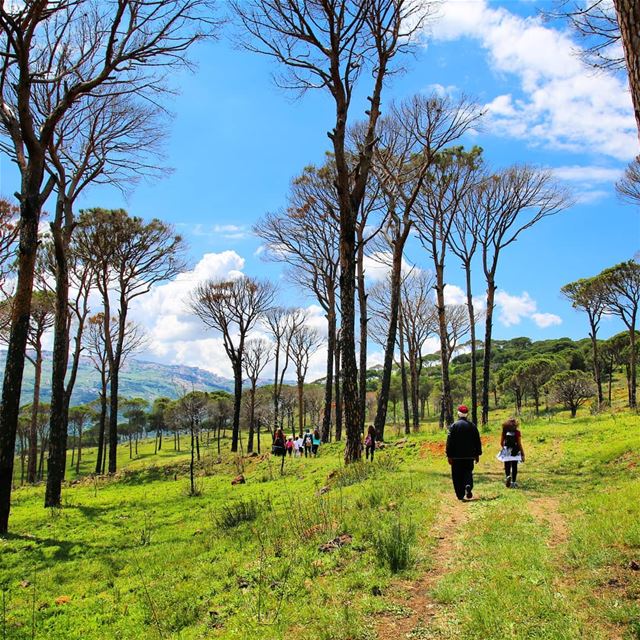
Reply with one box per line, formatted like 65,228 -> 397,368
553,164 -> 623,204
433,0 -> 638,161
444,283 -> 467,305
494,290 -> 562,328
494,290 -> 537,326
444,284 -> 486,311
532,312 -> 562,328
127,251 -> 246,376
188,223 -> 250,240
363,251 -> 416,283
553,165 -> 623,183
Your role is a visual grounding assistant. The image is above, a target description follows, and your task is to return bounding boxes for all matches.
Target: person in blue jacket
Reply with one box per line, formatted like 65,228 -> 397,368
446,404 -> 482,500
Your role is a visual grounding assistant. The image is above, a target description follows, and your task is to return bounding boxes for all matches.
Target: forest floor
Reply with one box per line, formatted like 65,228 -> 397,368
1,409 -> 639,639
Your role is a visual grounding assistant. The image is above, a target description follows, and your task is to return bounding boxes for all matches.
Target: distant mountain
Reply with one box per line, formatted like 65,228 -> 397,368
0,351 -> 234,406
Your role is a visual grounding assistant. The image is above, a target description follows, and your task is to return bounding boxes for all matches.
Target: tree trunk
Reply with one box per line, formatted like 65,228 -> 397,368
108,366 -> 120,473
335,338 -> 342,442
190,422 -> 195,495
481,279 -> 497,425
27,349 -> 43,484
357,241 -> 368,436
397,311 -> 411,435
340,215 -> 361,462
95,386 -> 108,474
0,191 -> 41,533
297,378 -> 304,436
272,340 -> 281,432
435,264 -> 453,426
231,360 -> 242,452
76,427 -> 82,475
374,239 -> 404,441
588,320 -> 603,406
45,215 -> 71,507
38,437 -> 47,481
614,0 -> 640,140
247,385 -> 256,453
464,260 -> 479,426
321,307 -> 335,442
629,318 -> 637,408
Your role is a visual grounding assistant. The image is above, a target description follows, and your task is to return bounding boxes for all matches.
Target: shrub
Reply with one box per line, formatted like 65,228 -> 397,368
373,516 -> 416,573
215,499 -> 259,529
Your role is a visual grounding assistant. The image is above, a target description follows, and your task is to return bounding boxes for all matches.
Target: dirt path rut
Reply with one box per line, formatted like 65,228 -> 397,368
375,496 -> 471,640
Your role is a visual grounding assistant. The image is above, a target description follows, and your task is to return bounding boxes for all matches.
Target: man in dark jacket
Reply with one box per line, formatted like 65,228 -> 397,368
446,405 -> 482,500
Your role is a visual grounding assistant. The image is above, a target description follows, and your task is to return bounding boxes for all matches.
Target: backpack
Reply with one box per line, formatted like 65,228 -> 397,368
304,433 -> 313,446
504,430 -> 519,453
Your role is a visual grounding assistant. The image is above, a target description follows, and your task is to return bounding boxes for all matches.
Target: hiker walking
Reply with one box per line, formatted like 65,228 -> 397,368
272,427 -> 286,473
497,417 -> 525,488
446,405 -> 482,501
365,425 -> 376,461
303,428 -> 313,458
285,436 -> 294,457
312,428 -> 321,457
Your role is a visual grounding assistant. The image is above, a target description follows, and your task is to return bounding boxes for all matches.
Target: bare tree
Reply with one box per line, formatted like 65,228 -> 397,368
0,290 -> 55,483
190,277 -> 275,452
546,370 -> 596,417
400,270 -> 438,431
598,260 -> 640,407
243,338 -> 273,453
0,0 -> 217,531
43,90 -> 169,510
263,306 -> 306,434
175,389 -> 208,496
549,1 -> 640,139
617,155 -> 640,206
447,173 -> 487,425
255,167 -> 340,442
233,0 -> 431,463
75,208 -> 180,483
68,405 -> 95,476
0,199 -> 19,296
84,313 -> 146,475
288,325 -> 322,435
561,276 -> 609,405
414,147 -> 483,427
549,1 -> 625,71
371,94 -> 482,437
477,166 -> 570,424
613,0 -> 640,137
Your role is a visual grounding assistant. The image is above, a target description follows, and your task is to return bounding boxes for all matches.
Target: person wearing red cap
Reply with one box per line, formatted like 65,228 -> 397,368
446,404 -> 482,500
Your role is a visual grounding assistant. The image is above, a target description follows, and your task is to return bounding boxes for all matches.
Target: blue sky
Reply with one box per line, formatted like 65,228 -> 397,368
1,0 -> 638,379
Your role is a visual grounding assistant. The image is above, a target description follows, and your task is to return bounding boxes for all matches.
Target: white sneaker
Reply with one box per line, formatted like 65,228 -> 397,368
505,475 -> 512,488
512,482 -> 518,489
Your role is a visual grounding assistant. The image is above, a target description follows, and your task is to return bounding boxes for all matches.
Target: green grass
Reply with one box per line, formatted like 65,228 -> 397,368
1,411 -> 639,639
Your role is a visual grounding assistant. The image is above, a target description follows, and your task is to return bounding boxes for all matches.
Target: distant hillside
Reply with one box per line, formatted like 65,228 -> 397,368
0,351 -> 234,406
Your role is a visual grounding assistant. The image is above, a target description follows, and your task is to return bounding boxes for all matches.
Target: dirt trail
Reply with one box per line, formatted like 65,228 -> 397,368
527,494 -> 625,640
527,495 -> 569,548
375,496 -> 471,640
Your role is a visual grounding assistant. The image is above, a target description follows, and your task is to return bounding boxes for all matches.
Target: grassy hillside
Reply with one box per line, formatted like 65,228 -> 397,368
0,351 -> 234,405
1,409 -> 638,639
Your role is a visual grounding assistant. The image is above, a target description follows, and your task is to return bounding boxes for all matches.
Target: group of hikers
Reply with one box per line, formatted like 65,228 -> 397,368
446,404 -> 525,501
270,424 -> 378,461
270,404 -> 525,498
271,427 -> 322,459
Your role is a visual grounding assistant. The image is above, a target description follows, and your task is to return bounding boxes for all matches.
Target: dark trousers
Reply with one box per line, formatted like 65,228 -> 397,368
451,459 -> 474,499
366,445 -> 375,461
304,446 -> 311,458
504,461 -> 518,482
